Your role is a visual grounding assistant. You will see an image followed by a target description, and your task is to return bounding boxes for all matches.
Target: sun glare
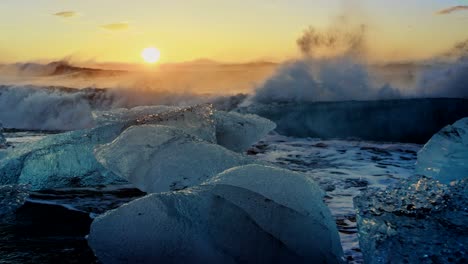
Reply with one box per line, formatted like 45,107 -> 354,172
141,47 -> 161,63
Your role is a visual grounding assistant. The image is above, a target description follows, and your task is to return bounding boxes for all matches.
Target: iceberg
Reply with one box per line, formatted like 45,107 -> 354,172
94,104 -> 277,150
92,105 -> 175,124
416,117 -> 468,183
95,125 -> 253,193
97,104 -> 217,143
0,104 -> 274,191
203,165 -> 343,261
0,123 -> 127,190
354,176 -> 468,264
214,111 -> 276,152
88,165 -> 343,264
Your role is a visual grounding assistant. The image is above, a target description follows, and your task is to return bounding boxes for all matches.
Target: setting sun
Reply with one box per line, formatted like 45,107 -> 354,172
141,47 -> 161,63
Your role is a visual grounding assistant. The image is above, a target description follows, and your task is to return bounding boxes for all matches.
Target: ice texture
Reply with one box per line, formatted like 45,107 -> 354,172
416,117 -> 468,183
0,123 -> 128,190
94,104 -> 277,150
214,111 -> 276,152
98,104 -> 217,143
203,165 -> 343,261
0,184 -> 29,221
92,105 -> 175,124
354,176 -> 468,264
0,104 -> 273,191
88,165 -> 343,264
95,125 -> 253,193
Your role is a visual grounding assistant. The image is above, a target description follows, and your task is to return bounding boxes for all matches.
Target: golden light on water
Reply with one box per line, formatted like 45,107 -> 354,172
141,47 -> 161,63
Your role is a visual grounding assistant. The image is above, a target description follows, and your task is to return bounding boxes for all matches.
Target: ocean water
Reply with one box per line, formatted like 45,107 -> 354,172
0,132 -> 420,263
248,135 -> 420,263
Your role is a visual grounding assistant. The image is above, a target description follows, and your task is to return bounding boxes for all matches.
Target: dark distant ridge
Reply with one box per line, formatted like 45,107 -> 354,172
10,61 -> 127,77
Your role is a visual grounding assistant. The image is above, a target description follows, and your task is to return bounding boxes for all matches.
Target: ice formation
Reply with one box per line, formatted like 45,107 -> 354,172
416,117 -> 468,183
92,105 -> 175,124
0,123 -> 127,190
95,104 -> 277,151
96,104 -> 217,143
0,104 -> 275,191
95,125 -> 254,193
88,165 -> 343,264
213,111 -> 276,152
0,184 -> 29,221
354,176 -> 467,264
203,165 -> 343,260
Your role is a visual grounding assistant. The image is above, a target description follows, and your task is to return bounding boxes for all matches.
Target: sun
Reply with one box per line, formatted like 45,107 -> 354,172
141,47 -> 161,63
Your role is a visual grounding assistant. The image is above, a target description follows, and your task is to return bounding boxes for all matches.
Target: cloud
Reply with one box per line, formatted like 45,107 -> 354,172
436,5 -> 468,15
101,22 -> 129,31
53,11 -> 77,18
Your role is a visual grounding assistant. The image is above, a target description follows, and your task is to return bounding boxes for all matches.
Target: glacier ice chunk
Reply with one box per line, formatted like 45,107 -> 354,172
354,176 -> 468,264
416,117 -> 468,183
88,165 -> 343,264
95,125 -> 253,193
214,111 -> 276,152
97,104 -> 217,143
0,104 -> 274,190
92,105 -> 175,124
203,164 -> 343,261
94,105 -> 277,149
0,123 -> 127,190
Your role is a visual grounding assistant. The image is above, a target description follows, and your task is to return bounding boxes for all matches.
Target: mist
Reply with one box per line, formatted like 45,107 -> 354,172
246,25 -> 468,105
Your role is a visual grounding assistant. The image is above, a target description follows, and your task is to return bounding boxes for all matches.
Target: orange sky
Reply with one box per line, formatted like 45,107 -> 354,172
0,0 -> 467,64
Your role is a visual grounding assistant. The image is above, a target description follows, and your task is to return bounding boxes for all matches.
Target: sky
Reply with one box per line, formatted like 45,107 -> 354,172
0,0 -> 467,64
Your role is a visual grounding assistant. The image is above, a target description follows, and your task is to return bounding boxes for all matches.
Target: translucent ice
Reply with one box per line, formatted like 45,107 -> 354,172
0,104 -> 274,191
354,176 -> 468,264
214,111 -> 276,152
416,117 -> 468,183
0,123 -> 127,190
94,104 -> 277,149
203,164 -> 343,261
97,104 -> 217,143
92,105 -> 175,124
88,165 -> 343,264
95,125 -> 253,193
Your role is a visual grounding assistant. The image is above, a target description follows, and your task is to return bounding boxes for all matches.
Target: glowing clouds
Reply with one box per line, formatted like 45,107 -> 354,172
53,11 -> 77,18
101,22 -> 129,31
436,6 -> 468,15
